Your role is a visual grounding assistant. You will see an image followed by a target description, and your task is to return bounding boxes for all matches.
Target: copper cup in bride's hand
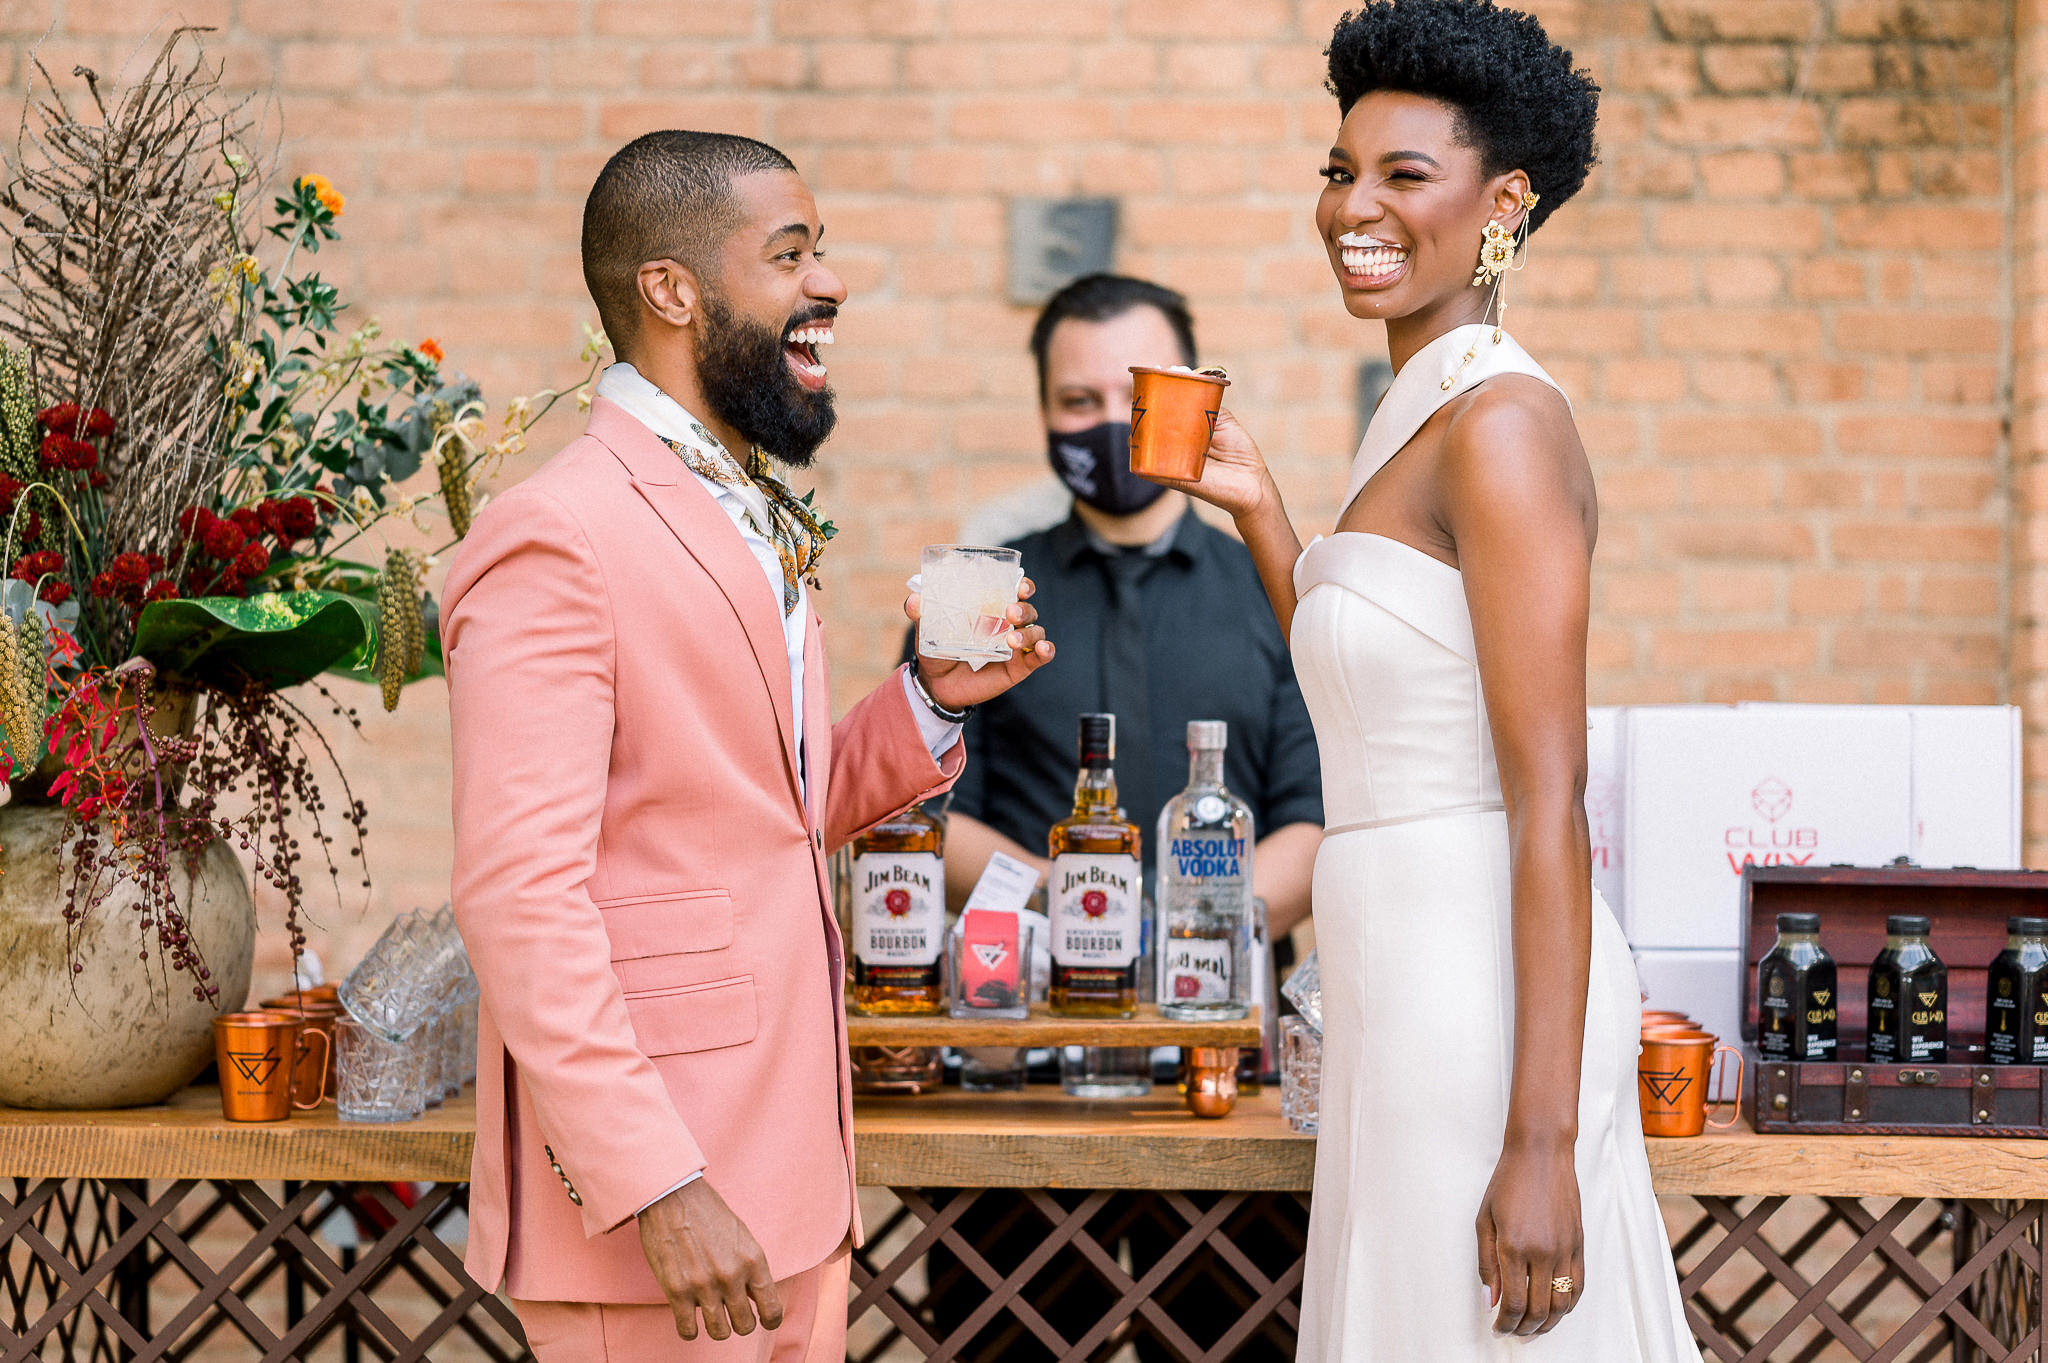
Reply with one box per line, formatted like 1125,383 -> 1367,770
1129,366 -> 1230,481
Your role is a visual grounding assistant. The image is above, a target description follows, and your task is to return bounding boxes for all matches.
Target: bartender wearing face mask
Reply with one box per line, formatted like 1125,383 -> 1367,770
904,276 -> 1323,1363
925,273 -> 1324,939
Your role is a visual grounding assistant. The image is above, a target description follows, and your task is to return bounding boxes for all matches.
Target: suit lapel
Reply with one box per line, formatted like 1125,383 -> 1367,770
586,399 -> 803,808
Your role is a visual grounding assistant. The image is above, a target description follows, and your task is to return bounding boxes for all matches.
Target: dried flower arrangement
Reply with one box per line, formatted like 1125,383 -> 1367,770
0,31 -> 601,998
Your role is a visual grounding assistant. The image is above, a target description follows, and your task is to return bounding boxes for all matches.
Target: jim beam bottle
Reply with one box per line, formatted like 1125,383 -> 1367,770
1987,915 -> 2048,1066
1157,720 -> 1254,1022
1867,914 -> 1947,1064
848,802 -> 945,1015
1756,912 -> 1837,1062
1048,714 -> 1142,1018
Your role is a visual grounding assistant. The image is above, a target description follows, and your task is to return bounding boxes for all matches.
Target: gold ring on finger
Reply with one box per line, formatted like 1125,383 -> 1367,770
1550,1275 -> 1575,1295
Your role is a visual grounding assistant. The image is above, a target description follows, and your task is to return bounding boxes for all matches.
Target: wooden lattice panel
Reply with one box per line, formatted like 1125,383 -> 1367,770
1672,1195 -> 2045,1363
0,1178 -> 526,1362
2,1180 -> 2042,1361
848,1188 -> 1308,1363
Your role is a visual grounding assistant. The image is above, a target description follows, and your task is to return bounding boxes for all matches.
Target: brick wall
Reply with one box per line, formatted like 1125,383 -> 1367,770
2014,0 -> 2048,864
0,0 -> 2025,980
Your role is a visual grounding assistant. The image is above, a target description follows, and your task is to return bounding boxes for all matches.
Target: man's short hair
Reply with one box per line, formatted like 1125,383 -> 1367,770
1027,274 -> 1199,400
580,130 -> 797,349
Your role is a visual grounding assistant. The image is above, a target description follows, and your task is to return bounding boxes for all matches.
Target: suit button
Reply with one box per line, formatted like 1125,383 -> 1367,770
812,829 -> 823,850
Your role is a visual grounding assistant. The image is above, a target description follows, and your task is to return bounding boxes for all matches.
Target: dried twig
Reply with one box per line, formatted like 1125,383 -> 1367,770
0,28 -> 272,586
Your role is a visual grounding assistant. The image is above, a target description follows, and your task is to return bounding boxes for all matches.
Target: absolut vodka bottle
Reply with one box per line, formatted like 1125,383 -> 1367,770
1156,721 -> 1255,1022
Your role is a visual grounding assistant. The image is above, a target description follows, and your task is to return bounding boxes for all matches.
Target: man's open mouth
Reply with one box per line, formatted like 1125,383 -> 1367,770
783,319 -> 833,392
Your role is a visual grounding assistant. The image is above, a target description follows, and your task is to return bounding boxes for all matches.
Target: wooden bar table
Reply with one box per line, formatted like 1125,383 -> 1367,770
1,1090 -> 2044,1361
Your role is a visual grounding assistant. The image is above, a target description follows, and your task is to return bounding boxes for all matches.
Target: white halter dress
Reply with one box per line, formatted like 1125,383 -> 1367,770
1289,325 -> 1702,1360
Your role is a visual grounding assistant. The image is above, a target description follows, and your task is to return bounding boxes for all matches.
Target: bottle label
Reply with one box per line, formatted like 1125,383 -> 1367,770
1164,936 -> 1233,1003
1758,981 -> 1792,1059
1167,832 -> 1246,881
1049,853 -> 1141,967
852,853 -> 944,967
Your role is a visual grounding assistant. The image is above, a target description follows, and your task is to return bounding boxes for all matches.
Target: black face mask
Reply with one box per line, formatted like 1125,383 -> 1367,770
1046,421 -> 1166,517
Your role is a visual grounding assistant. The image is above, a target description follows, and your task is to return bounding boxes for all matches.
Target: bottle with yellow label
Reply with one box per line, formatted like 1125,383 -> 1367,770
1756,912 -> 1836,1062
1867,914 -> 1946,1065
1987,915 -> 2048,1066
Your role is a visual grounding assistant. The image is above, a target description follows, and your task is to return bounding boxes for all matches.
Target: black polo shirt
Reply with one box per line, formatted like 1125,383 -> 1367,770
908,508 -> 1323,879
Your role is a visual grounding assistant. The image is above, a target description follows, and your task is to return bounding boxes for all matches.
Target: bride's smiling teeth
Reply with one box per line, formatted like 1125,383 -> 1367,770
1336,231 -> 1409,284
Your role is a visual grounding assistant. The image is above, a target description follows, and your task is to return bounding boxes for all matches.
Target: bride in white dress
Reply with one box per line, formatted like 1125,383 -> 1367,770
1147,3 -> 1703,1358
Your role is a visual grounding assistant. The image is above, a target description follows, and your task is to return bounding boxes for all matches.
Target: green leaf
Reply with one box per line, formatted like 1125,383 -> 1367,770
133,591 -> 378,689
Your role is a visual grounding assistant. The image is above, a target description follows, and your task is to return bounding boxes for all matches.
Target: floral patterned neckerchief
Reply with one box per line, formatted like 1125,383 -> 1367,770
657,420 -> 836,616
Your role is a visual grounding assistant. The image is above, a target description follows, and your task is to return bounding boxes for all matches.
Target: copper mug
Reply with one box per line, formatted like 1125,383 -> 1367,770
1129,366 -> 1230,481
1638,1031 -> 1743,1138
1184,1046 -> 1240,1118
1641,1010 -> 1694,1030
214,1011 -> 330,1122
258,995 -> 343,1105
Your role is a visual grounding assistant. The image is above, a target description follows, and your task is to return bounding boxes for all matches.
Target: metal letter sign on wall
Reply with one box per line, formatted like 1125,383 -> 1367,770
1008,198 -> 1119,305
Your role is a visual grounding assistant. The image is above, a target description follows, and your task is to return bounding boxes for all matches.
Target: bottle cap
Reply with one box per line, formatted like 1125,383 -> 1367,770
1886,914 -> 1932,936
1186,720 -> 1227,750
2009,916 -> 2048,936
1078,713 -> 1115,764
1777,912 -> 1821,933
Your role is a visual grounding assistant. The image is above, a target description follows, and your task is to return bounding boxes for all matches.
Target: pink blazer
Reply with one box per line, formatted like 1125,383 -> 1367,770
442,398 -> 961,1303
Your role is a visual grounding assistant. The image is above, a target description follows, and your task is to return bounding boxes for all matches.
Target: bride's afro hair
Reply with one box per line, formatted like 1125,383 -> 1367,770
1325,0 -> 1599,234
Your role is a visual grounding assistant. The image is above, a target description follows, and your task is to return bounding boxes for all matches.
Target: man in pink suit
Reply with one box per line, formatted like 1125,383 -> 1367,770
441,130 -> 1055,1361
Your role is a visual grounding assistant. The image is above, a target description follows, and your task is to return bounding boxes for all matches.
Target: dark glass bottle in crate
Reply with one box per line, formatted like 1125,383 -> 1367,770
1867,914 -> 1947,1064
1757,911 -> 1837,1062
1987,915 -> 2048,1066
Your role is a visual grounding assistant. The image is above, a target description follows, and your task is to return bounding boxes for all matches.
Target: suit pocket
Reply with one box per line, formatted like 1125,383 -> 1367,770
623,974 -> 758,1057
597,888 -> 735,958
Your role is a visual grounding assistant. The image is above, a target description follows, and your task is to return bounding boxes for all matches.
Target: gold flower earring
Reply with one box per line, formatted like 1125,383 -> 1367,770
1441,190 -> 1540,392
1471,191 -> 1539,341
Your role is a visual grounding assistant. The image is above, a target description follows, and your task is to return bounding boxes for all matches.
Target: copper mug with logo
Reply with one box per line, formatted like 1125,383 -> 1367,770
1638,1030 -> 1743,1138
214,1011 -> 330,1122
1129,366 -> 1230,481
259,995 -> 344,1105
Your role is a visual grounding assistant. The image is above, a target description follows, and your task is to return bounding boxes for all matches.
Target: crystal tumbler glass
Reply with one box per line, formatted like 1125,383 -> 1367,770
916,545 -> 1022,665
336,1016 -> 429,1124
1280,1016 -> 1322,1135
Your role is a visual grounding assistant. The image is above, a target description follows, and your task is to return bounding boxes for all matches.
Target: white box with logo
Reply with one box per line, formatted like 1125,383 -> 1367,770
1909,706 -> 2021,869
1734,704 -> 2021,871
1621,707 -> 1915,950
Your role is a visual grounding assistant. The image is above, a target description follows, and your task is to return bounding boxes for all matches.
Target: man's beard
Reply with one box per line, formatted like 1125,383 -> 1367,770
694,296 -> 837,468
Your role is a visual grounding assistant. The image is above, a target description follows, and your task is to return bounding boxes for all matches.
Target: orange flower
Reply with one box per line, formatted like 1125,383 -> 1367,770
418,338 -> 445,364
296,172 -> 344,216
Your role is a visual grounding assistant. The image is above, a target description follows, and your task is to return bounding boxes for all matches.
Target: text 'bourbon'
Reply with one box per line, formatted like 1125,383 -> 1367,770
849,802 -> 945,1015
1048,714 -> 1142,1018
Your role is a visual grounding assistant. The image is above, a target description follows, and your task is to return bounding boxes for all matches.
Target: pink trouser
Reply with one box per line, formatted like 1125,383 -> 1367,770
513,1242 -> 851,1363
